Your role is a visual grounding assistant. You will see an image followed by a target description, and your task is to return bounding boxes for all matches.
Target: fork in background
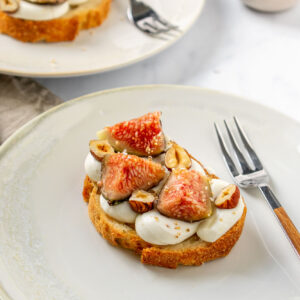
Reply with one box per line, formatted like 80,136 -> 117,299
127,0 -> 181,40
214,117 -> 300,256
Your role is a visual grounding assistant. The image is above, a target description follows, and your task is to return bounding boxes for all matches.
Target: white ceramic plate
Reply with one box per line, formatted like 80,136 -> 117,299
0,86 -> 299,300
0,0 -> 205,77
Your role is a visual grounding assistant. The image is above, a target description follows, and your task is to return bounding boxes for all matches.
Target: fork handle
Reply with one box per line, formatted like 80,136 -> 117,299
259,184 -> 300,256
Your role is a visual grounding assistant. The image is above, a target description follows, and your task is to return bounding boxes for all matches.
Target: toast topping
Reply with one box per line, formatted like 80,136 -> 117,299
129,190 -> 155,213
2,0 -> 88,21
215,184 -> 240,209
7,0 -> 69,21
84,112 -> 245,246
84,152 -> 102,182
135,210 -> 199,245
157,169 -> 213,222
68,0 -> 87,6
196,179 -> 244,242
101,153 -> 165,202
100,112 -> 165,156
89,140 -> 114,162
165,142 -> 191,170
100,194 -> 137,224
24,0 -> 67,4
0,0 -> 19,13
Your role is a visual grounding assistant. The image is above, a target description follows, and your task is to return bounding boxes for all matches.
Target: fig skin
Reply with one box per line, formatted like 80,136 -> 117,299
157,169 -> 213,222
100,112 -> 166,157
101,153 -> 165,202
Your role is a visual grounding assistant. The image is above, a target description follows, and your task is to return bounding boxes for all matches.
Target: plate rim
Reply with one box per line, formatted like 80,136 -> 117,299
0,0 -> 205,78
1,84 -> 299,158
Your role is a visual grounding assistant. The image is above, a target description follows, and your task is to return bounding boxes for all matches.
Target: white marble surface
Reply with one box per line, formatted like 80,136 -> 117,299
36,0 -> 300,122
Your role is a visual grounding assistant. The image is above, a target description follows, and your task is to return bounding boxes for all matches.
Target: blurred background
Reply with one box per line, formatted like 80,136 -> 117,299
35,0 -> 300,122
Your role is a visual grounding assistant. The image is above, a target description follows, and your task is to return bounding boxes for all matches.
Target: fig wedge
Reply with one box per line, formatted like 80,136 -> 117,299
97,112 -> 165,156
157,169 -> 213,222
101,153 -> 165,202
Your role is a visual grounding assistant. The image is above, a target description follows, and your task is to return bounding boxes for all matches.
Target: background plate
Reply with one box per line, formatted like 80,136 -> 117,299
0,85 -> 299,300
0,0 -> 205,77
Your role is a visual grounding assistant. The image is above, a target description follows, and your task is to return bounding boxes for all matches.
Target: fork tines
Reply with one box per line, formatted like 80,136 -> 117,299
127,0 -> 181,40
214,117 -> 264,177
137,16 -> 181,40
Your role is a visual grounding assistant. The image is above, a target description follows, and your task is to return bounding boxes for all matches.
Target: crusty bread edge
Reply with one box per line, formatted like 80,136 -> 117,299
84,176 -> 247,269
0,0 -> 111,42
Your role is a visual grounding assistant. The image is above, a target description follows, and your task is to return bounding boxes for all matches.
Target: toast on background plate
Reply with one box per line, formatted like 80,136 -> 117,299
82,112 -> 247,269
0,0 -> 111,42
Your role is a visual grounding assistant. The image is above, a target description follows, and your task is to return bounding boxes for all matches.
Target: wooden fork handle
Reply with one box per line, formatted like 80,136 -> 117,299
259,184 -> 300,256
274,207 -> 300,255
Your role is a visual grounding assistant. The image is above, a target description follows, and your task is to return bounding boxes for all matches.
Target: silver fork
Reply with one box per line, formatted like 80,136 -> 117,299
214,117 -> 300,256
127,0 -> 181,40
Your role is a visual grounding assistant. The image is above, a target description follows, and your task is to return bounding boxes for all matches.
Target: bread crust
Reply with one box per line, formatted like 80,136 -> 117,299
0,0 -> 111,42
85,176 -> 247,268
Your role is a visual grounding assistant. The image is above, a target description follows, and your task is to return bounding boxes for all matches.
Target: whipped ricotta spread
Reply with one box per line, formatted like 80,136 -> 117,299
84,153 -> 101,182
135,210 -> 199,245
210,179 -> 230,200
12,0 -> 69,21
9,0 -> 88,21
196,179 -> 245,243
100,195 -> 137,224
190,159 -> 206,175
85,152 -> 244,245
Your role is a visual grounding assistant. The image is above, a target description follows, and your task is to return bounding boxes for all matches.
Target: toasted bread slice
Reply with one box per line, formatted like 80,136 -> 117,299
84,175 -> 247,269
0,0 -> 111,42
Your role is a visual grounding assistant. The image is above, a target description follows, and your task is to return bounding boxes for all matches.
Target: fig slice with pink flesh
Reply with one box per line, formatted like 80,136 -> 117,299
157,169 -> 213,222
101,153 -> 165,202
97,112 -> 165,156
